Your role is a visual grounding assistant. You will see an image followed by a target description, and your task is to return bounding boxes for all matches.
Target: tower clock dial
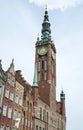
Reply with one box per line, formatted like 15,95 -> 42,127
38,47 -> 47,56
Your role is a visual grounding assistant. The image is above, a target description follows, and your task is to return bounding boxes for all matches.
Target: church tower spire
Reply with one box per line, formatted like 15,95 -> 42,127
36,6 -> 52,45
41,6 -> 52,43
35,7 -> 56,109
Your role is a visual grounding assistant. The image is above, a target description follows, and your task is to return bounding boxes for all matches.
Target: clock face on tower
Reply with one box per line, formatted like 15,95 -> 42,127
38,47 -> 47,56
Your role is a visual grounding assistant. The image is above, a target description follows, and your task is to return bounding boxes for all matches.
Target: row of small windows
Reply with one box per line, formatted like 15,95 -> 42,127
3,104 -> 12,118
40,107 -> 49,123
2,107 -> 33,128
5,89 -> 23,106
38,61 -> 47,82
36,126 -> 45,130
0,125 -> 10,130
23,120 -> 33,128
38,61 -> 47,72
15,95 -> 22,106
2,105 -> 22,120
38,60 -> 54,72
5,89 -> 14,101
0,125 -> 24,130
38,72 -> 47,81
38,60 -> 54,81
3,104 -> 22,118
13,109 -> 21,120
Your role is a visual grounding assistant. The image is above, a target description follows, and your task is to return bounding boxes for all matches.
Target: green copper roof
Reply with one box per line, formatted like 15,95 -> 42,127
41,7 -> 51,43
36,6 -> 52,45
42,7 -> 51,33
32,63 -> 38,87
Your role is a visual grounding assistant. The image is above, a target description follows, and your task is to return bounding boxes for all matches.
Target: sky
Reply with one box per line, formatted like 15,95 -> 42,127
0,0 -> 83,130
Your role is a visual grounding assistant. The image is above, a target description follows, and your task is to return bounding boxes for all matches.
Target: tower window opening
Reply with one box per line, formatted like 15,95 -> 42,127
41,61 -> 44,69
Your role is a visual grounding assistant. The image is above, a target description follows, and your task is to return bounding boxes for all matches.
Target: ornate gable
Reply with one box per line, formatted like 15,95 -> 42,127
0,60 -> 6,81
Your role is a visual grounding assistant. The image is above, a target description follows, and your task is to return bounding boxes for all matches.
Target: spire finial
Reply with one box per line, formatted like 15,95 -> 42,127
40,4 -> 51,43
12,58 -> 14,64
10,58 -> 14,67
45,3 -> 47,11
44,2 -> 49,22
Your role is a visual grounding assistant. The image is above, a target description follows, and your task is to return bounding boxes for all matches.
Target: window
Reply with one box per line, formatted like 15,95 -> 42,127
43,110 -> 45,121
46,112 -> 48,123
3,104 -> 7,116
42,61 -> 44,69
45,124 -> 48,130
39,127 -> 41,130
8,107 -> 12,118
0,124 -> 4,130
10,92 -> 14,101
5,89 -> 9,98
40,108 -> 42,120
6,126 -> 10,130
13,109 -> 17,120
15,95 -> 19,104
36,125 -> 38,130
19,98 -> 22,106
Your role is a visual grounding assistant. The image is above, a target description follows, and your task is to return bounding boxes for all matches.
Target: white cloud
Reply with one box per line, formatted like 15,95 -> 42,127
29,0 -> 83,10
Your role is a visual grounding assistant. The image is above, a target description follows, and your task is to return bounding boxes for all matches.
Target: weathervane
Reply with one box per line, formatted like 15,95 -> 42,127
45,1 -> 48,11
